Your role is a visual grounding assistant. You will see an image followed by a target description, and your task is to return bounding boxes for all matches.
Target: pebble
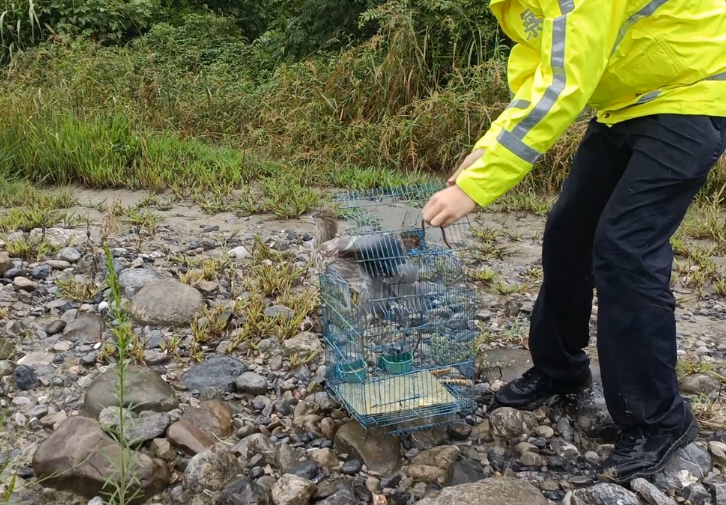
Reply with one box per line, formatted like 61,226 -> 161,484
342,460 -> 362,475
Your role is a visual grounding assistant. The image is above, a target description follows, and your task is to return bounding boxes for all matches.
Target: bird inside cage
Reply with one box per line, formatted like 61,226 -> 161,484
310,209 -> 422,319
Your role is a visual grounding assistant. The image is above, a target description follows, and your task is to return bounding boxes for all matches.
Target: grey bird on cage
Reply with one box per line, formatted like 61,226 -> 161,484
311,209 -> 423,317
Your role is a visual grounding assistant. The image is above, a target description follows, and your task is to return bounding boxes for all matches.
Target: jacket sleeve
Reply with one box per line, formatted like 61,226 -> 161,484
456,0 -> 624,207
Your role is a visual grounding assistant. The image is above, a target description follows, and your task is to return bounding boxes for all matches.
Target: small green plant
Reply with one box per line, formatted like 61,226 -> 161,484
55,276 -> 103,303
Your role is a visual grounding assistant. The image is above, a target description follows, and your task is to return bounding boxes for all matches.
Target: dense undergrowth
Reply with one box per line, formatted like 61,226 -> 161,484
1,1 -> 726,214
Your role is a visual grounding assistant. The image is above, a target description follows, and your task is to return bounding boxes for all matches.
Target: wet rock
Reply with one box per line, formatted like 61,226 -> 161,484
334,421 -> 401,475
680,374 -> 721,397
32,416 -> 168,502
180,356 -> 247,394
130,279 -> 204,326
286,460 -> 319,480
0,337 -> 15,360
415,477 -> 549,505
80,354 -> 97,367
571,483 -> 640,505
182,399 -> 233,438
219,476 -> 269,505
489,408 -> 537,438
166,420 -> 216,456
13,365 -> 38,391
83,365 -> 179,419
445,457 -> 486,487
184,446 -> 240,494
118,268 -> 166,298
62,313 -> 104,344
271,474 -> 316,505
235,371 -> 268,395
447,421 -> 472,440
282,332 -> 323,357
654,442 -> 712,490
631,478 -> 677,505
341,459 -> 362,475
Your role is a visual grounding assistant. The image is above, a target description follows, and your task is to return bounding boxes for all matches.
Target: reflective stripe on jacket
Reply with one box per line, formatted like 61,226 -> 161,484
456,0 -> 726,208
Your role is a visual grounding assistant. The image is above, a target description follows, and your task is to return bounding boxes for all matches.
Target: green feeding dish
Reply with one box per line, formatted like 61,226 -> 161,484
381,351 -> 413,374
338,359 -> 367,383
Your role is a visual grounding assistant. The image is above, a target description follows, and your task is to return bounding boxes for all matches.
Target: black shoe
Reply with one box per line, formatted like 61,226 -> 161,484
493,366 -> 593,410
597,406 -> 699,485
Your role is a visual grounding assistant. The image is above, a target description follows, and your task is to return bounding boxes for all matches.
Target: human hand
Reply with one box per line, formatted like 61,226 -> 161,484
447,148 -> 485,186
422,184 -> 477,227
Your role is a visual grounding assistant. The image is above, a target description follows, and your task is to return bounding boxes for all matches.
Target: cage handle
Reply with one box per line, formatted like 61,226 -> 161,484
420,220 -> 452,249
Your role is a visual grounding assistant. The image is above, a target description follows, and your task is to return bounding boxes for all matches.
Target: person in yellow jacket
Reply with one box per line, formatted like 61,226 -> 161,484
423,0 -> 726,485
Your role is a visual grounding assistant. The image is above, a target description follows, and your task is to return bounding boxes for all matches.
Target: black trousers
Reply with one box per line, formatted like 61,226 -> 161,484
529,113 -> 726,428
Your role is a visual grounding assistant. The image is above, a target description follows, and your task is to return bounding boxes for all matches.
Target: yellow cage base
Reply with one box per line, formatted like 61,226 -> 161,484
336,370 -> 458,418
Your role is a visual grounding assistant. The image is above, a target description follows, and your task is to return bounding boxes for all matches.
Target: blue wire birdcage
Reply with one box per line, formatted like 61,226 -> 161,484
318,183 -> 481,435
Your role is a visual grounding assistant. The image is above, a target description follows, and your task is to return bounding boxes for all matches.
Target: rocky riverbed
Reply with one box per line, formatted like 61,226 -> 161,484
2,189 -> 726,505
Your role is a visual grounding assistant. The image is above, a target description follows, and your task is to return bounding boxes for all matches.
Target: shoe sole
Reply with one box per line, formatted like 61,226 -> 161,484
597,414 -> 699,486
493,378 -> 593,411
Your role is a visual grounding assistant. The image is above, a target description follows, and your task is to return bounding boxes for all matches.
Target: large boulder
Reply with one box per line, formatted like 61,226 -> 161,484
118,268 -> 166,298
130,279 -> 204,326
83,365 -> 179,419
415,477 -> 549,505
32,416 -> 169,503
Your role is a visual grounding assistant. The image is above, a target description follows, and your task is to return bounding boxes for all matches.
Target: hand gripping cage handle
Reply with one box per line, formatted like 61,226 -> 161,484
420,220 -> 452,249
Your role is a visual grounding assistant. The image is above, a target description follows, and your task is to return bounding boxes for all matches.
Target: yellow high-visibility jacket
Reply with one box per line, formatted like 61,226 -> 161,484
456,0 -> 726,208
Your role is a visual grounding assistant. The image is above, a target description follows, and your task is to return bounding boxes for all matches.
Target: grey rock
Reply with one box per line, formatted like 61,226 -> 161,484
557,417 -> 574,441
0,360 -> 15,377
576,382 -> 617,440
184,446 -> 240,494
334,421 -> 401,475
414,477 -> 549,505
631,478 -> 677,505
684,483 -> 709,505
130,279 -> 204,326
0,252 -> 13,276
286,460 -> 318,480
83,365 -> 179,419
264,305 -> 294,319
680,374 -> 721,397
316,490 -> 357,505
654,442 -> 712,490
13,276 -> 37,292
235,372 -> 268,395
282,332 -> 322,357
181,356 -> 247,393
57,247 -> 81,263
444,458 -> 487,486
63,313 -> 104,344
571,483 -> 640,505
0,337 -> 15,360
489,407 -> 538,438
233,433 -> 277,466
118,268 -> 165,298
125,411 -> 172,444
32,416 -> 168,501
219,476 -> 270,505
13,365 -> 38,391
713,483 -> 726,505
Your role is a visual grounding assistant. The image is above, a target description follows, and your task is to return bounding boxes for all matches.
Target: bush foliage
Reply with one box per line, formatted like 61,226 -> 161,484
2,0 -> 726,203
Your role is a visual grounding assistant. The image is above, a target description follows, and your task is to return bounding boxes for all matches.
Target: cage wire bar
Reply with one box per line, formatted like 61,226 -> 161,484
319,183 -> 481,435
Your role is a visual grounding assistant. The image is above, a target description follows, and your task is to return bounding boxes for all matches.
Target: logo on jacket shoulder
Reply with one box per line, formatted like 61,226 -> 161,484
520,9 -> 543,40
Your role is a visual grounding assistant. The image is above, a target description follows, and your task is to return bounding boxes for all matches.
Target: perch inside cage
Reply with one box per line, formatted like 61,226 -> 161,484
317,184 -> 479,435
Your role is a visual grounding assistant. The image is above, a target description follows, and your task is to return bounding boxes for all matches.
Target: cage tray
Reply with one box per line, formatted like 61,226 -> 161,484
335,370 -> 458,418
